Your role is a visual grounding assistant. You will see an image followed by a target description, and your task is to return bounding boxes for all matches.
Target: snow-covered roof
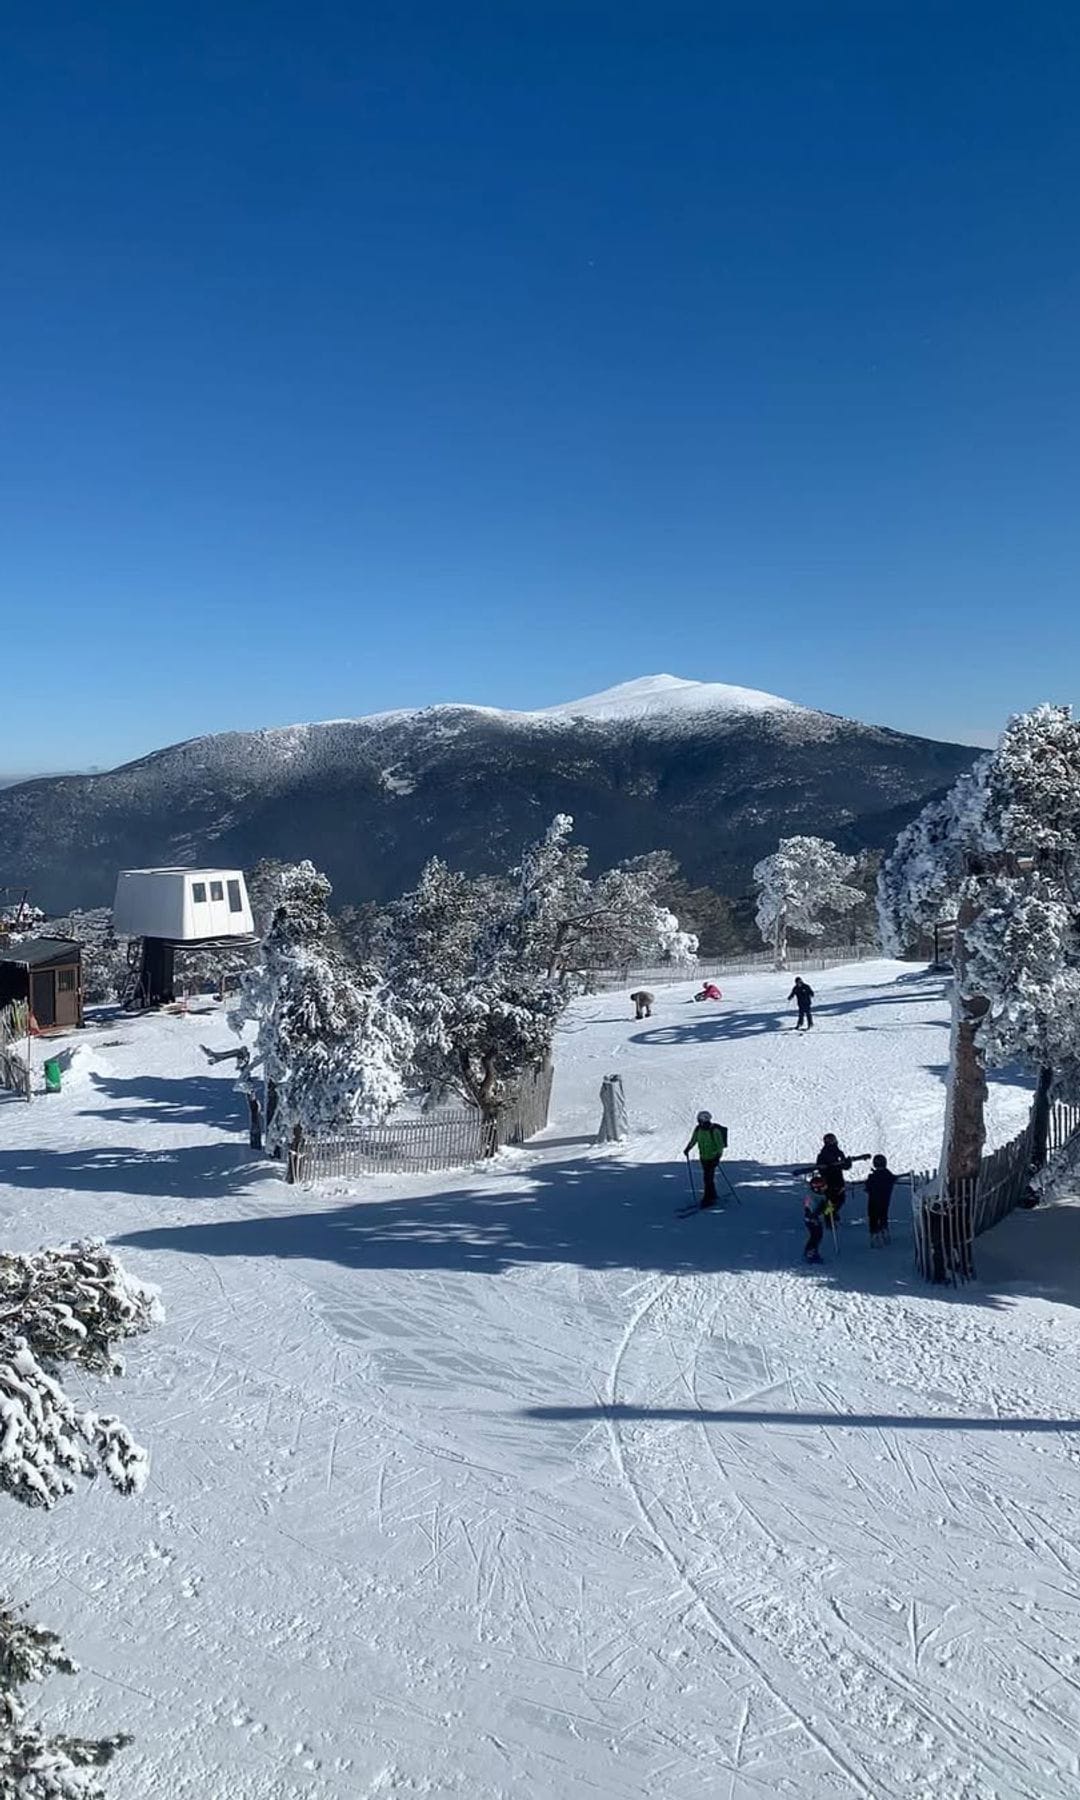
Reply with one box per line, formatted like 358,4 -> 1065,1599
0,936 -> 81,967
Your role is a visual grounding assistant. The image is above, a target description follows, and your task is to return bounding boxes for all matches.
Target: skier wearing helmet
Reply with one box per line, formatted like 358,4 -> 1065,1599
682,1109 -> 728,1208
803,1171 -> 831,1262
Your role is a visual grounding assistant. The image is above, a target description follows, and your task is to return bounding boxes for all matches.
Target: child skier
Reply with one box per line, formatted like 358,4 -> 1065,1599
682,1110 -> 728,1208
803,1172 -> 831,1263
693,982 -> 723,1003
865,1155 -> 897,1244
815,1133 -> 853,1215
789,976 -> 815,1029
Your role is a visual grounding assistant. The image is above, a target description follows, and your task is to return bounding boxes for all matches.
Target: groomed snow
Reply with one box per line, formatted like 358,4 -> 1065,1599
4,962 -> 1080,1799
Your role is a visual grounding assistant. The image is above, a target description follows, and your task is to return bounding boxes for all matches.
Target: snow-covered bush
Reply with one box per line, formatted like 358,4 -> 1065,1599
229,861 -> 414,1161
753,836 -> 863,968
1,1242 -> 161,1794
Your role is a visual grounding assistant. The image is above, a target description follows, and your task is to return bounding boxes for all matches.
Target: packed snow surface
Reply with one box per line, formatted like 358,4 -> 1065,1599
4,962 -> 1080,1799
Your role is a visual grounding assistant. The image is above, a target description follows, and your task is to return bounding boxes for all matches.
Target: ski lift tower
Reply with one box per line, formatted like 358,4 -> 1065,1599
113,869 -> 257,1008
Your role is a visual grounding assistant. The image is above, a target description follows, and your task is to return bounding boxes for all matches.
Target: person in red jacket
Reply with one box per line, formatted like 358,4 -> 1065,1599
693,981 -> 723,1003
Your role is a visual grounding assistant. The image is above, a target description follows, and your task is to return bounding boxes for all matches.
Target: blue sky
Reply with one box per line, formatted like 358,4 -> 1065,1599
2,2 -> 1079,770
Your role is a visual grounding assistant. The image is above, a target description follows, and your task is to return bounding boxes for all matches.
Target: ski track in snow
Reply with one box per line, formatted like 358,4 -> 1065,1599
3,960 -> 1080,1797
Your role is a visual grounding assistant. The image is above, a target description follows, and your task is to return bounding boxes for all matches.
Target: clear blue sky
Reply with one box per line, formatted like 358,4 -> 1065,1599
3,2 -> 1079,770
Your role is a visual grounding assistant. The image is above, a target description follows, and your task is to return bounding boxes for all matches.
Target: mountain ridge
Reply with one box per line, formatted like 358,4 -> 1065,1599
0,675 -> 980,913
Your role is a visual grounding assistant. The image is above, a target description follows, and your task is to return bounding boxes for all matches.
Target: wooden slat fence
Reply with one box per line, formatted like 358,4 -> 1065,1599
590,944 -> 885,992
290,1062 -> 555,1184
494,1061 -> 554,1148
0,1001 -> 31,1101
913,1098 -> 1080,1284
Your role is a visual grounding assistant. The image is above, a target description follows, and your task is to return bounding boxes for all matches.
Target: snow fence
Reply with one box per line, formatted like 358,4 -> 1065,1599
288,1063 -> 554,1184
912,1097 -> 1080,1285
591,943 -> 884,991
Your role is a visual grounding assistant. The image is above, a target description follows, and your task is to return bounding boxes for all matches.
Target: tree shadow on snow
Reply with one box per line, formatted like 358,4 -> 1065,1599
106,1147 -> 1063,1312
81,1072 -> 243,1129
0,1141 -> 262,1202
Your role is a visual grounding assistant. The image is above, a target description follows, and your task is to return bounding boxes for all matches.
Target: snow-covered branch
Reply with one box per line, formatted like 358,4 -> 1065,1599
1,1244 -> 160,1792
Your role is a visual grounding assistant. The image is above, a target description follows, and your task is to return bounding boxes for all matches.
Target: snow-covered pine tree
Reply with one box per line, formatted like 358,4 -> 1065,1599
752,836 -> 863,969
386,853 -> 561,1126
876,763 -> 990,957
879,704 -> 1080,1203
387,819 -> 697,1131
1,1241 -> 161,1795
229,861 -> 414,1173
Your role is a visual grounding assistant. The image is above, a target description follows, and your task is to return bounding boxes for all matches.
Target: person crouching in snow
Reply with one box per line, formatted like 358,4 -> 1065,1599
693,981 -> 723,1003
683,1110 -> 728,1208
866,1155 -> 897,1244
630,989 -> 654,1020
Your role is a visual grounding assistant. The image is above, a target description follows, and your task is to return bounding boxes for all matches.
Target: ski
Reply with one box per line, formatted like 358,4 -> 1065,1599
674,1202 -> 720,1217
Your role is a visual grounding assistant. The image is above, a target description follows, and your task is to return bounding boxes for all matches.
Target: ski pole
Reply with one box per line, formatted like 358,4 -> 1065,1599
683,1154 -> 698,1204
829,1210 -> 839,1256
718,1163 -> 741,1206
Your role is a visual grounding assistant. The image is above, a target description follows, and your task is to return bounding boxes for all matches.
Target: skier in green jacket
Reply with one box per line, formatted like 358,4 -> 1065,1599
683,1110 -> 728,1208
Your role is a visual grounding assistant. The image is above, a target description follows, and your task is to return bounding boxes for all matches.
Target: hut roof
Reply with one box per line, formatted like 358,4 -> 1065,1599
0,936 -> 82,968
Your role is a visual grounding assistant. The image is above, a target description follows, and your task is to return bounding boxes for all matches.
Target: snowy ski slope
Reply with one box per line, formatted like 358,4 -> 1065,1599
3,961 -> 1080,1799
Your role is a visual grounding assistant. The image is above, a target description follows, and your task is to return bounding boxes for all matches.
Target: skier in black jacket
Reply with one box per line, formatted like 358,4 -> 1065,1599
815,1133 -> 853,1214
865,1156 -> 897,1244
788,976 -> 814,1029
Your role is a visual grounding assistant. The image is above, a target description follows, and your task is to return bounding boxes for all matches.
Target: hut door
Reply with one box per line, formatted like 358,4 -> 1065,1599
31,970 -> 56,1029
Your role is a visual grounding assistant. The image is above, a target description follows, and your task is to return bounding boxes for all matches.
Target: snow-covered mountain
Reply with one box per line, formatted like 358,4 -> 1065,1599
0,675 -> 980,912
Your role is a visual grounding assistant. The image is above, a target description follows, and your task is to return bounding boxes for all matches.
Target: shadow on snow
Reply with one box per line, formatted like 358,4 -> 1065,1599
102,1145 -> 1080,1313
523,1403 -> 1080,1433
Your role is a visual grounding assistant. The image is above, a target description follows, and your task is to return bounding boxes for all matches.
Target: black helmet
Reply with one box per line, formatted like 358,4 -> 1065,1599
823,1132 -> 838,1146
873,1154 -> 887,1169
697,1109 -> 712,1125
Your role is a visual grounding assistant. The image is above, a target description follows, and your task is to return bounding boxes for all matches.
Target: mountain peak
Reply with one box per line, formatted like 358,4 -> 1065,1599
535,673 -> 805,724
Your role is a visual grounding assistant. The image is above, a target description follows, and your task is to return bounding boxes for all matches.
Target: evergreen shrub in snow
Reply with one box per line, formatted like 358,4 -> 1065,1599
1,1243 -> 161,1795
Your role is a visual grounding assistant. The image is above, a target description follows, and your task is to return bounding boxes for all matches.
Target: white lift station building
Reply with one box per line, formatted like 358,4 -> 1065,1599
114,868 -> 255,942
113,868 -> 256,1006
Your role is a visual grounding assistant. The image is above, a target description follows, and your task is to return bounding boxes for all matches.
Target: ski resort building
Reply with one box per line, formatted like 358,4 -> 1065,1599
113,868 -> 255,942
0,937 -> 83,1031
113,868 -> 256,1007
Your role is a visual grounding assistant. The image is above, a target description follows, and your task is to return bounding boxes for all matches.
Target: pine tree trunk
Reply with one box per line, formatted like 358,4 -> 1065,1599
286,1122 -> 304,1184
935,891 -> 988,1281
945,895 -> 989,1189
266,1080 -> 280,1157
547,920 -> 571,980
247,1094 -> 263,1151
773,910 -> 787,971
1031,1064 -> 1054,1171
